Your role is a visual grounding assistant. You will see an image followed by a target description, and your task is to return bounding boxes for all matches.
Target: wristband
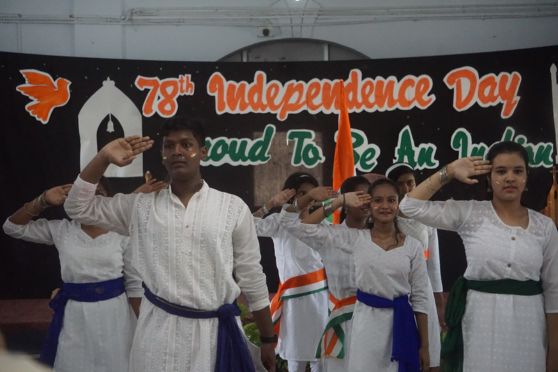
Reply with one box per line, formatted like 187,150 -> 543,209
260,334 -> 278,344
261,204 -> 270,214
323,204 -> 334,217
439,166 -> 449,185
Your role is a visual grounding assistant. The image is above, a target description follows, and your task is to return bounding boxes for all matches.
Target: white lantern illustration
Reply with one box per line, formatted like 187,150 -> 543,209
78,78 -> 143,177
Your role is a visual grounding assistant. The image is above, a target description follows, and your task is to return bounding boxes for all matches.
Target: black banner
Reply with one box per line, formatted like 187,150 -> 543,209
1,46 -> 557,297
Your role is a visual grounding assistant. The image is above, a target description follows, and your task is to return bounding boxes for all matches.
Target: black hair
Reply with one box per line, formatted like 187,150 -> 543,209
385,163 -> 414,182
98,176 -> 114,197
339,175 -> 370,222
486,141 -> 529,168
368,177 -> 400,197
282,172 -> 318,193
160,116 -> 206,147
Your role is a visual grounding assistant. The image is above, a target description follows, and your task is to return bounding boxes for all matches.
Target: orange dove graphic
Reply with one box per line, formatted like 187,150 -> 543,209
16,69 -> 71,124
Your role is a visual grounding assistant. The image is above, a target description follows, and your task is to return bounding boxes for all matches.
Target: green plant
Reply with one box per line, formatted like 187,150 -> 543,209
240,304 -> 288,371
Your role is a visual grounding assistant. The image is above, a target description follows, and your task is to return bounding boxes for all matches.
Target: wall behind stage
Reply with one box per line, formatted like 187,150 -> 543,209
1,0 -> 558,61
0,46 -> 557,298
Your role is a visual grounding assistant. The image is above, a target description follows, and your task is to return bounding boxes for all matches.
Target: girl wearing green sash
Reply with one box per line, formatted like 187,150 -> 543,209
400,141 -> 558,372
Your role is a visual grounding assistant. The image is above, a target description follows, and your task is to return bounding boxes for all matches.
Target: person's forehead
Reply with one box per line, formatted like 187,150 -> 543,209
372,184 -> 398,195
397,172 -> 415,182
163,129 -> 196,141
298,182 -> 315,191
492,153 -> 526,166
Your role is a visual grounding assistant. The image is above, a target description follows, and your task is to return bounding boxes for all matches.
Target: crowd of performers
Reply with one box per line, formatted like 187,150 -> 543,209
2,118 -> 557,372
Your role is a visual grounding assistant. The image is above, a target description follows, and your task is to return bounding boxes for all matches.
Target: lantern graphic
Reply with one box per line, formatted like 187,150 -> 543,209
78,78 -> 143,177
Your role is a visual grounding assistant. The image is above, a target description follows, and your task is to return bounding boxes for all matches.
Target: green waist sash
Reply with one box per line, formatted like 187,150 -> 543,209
441,277 -> 543,372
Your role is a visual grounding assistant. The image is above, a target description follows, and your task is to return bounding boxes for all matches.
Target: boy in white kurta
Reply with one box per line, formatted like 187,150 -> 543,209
64,120 -> 276,372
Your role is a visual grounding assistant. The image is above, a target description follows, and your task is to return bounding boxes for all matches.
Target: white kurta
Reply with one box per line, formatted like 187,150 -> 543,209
65,177 -> 270,372
315,220 -> 356,372
400,197 -> 558,372
397,217 -> 442,367
279,211 -> 431,372
254,213 -> 329,361
2,218 -> 139,372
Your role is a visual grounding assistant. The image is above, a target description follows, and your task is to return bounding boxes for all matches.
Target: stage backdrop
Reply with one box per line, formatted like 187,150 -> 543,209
1,46 -> 557,298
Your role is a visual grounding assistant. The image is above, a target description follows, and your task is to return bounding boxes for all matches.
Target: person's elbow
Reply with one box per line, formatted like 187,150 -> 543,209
63,195 -> 89,221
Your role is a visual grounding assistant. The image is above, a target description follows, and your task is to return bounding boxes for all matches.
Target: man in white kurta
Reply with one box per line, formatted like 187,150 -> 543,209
64,125 -> 275,372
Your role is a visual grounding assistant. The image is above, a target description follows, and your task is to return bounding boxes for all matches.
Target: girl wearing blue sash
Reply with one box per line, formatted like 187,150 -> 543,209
281,178 -> 432,372
3,179 -> 142,372
400,141 -> 558,372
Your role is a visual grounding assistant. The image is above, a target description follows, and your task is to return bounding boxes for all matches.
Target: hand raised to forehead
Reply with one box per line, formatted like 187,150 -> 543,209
101,136 -> 154,167
344,191 -> 372,208
449,156 -> 492,185
269,188 -> 296,208
44,184 -> 73,206
308,186 -> 337,202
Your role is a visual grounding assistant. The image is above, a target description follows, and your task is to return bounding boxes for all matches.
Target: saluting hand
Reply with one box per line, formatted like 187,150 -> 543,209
268,188 -> 296,208
100,136 -> 154,167
44,184 -> 73,207
448,156 -> 491,185
308,186 -> 337,202
343,191 -> 372,208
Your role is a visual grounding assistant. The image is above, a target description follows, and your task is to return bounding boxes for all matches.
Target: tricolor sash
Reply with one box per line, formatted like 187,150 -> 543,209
270,268 -> 328,335
315,292 -> 356,358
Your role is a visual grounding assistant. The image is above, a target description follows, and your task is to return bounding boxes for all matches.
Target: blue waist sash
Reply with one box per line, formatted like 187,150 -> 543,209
39,276 -> 125,367
356,289 -> 420,372
143,285 -> 255,372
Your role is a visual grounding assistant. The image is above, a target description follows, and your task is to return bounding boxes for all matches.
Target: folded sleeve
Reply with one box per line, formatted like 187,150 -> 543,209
399,196 -> 472,232
233,201 -> 270,312
3,218 -> 64,246
64,176 -> 137,236
279,209 -> 356,254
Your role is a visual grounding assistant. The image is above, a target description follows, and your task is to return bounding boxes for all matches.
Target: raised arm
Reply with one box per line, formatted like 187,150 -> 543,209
407,156 -> 491,201
80,136 -> 153,185
3,184 -> 71,245
279,209 -> 356,254
253,188 -> 295,218
296,186 -> 337,211
302,191 -> 371,224
65,136 -> 153,235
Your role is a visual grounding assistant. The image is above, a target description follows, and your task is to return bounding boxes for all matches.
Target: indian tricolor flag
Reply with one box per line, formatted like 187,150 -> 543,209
332,81 -> 355,224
